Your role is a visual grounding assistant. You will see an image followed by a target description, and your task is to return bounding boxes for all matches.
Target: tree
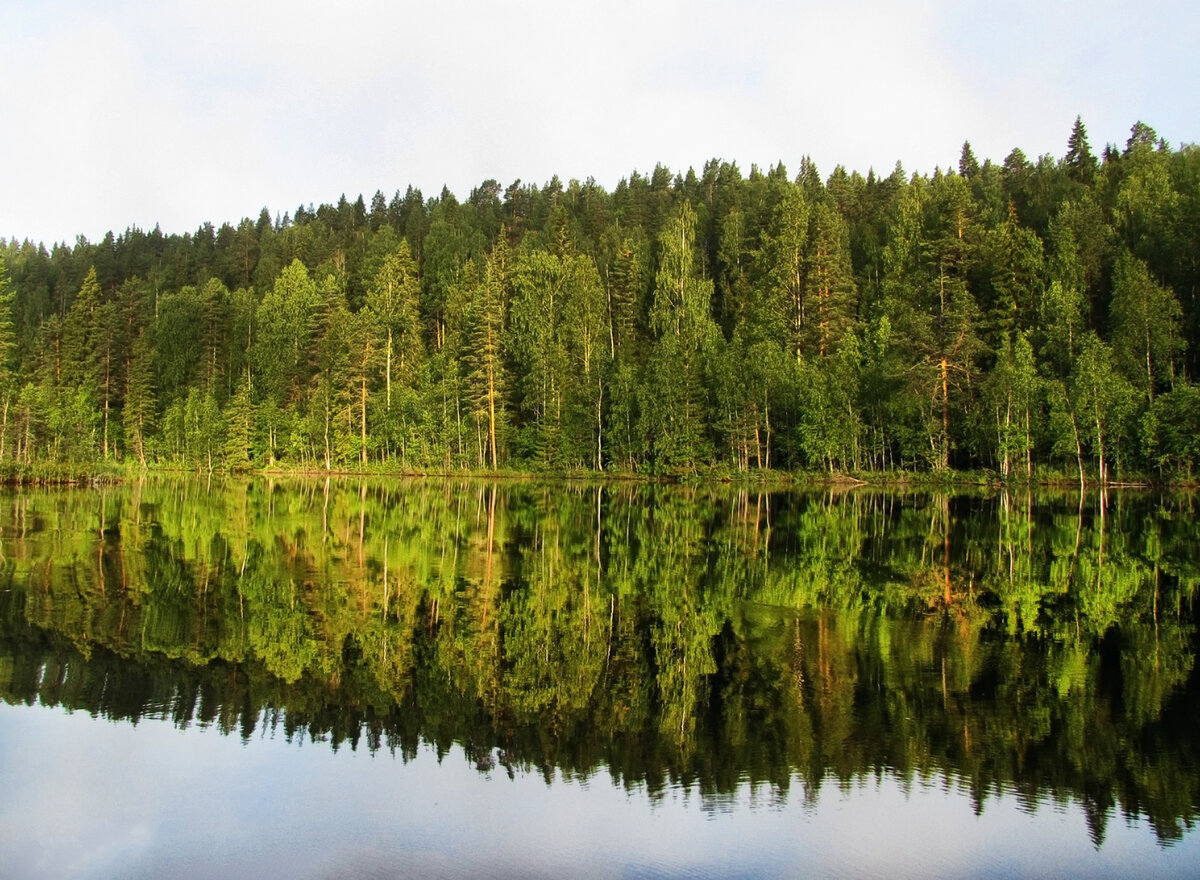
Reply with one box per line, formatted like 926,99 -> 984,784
711,204 -> 749,337
198,277 -> 231,398
1063,116 -> 1097,185
883,173 -> 983,470
59,267 -> 103,391
560,253 -> 611,469
804,201 -> 858,358
985,200 -> 1044,343
755,184 -> 810,356
223,379 -> 253,469
463,240 -> 510,469
183,386 -> 224,473
124,329 -> 156,466
509,248 -> 610,468
308,273 -> 354,469
153,285 -> 204,409
600,224 -> 650,360
509,249 -> 569,463
1109,250 -> 1182,404
365,240 -> 423,413
1,128 -> 1197,479
1141,381 -> 1200,477
1047,196 -> 1112,329
983,332 -> 1038,478
59,267 -> 121,457
959,141 -> 981,179
640,201 -> 720,470
422,190 -> 476,351
252,259 -> 319,463
0,256 -> 17,460
794,333 -> 864,471
1038,280 -> 1086,380
1071,333 -> 1137,484
1114,122 -> 1179,271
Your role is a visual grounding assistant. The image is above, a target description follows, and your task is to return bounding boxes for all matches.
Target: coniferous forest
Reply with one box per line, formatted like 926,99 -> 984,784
2,118 -> 1198,481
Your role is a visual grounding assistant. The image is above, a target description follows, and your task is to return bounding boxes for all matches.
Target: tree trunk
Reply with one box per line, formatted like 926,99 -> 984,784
103,352 -> 111,460
595,378 -> 603,470
323,401 -> 331,471
1145,324 -> 1154,404
487,324 -> 498,471
0,395 -> 8,462
940,357 -> 950,470
996,405 -> 1008,479
360,372 -> 368,466
1069,410 -> 1085,493
1024,406 -> 1032,478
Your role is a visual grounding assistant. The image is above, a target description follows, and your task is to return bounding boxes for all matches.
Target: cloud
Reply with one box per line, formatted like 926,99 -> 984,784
1,0 -> 1196,246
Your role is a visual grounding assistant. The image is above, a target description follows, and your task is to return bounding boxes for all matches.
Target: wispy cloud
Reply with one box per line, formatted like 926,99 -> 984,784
1,0 -> 1195,245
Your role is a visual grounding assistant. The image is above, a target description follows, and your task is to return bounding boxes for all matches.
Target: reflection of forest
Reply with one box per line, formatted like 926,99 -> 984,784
0,479 -> 1196,845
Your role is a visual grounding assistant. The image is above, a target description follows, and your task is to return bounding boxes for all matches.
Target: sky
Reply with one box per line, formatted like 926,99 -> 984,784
2,0 -> 1197,247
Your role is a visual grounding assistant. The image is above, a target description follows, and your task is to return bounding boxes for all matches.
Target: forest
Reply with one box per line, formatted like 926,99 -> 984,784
1,117 -> 1198,480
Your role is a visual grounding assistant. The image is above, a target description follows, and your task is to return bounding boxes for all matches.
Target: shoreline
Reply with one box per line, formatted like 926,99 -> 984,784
0,462 -> 1187,492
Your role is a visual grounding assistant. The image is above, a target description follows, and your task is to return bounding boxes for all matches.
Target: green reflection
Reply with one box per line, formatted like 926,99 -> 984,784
0,479 -> 1196,845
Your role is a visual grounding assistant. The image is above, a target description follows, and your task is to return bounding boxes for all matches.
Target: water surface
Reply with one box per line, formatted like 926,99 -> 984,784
0,479 -> 1196,878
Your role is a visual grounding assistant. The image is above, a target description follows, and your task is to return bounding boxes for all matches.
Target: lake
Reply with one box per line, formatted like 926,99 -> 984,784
0,478 -> 1197,878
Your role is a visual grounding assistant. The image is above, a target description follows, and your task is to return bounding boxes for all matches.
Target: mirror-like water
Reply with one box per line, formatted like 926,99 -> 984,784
0,479 -> 1197,878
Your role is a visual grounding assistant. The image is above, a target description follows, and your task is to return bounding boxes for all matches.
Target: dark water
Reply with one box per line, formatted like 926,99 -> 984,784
0,478 -> 1197,878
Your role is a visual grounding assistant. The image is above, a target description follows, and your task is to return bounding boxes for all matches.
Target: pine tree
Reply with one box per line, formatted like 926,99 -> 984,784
755,184 -> 810,355
464,239 -> 510,469
0,256 -> 16,460
805,201 -> 858,358
1063,115 -> 1097,184
959,141 -> 981,179
365,240 -> 423,413
223,378 -> 253,469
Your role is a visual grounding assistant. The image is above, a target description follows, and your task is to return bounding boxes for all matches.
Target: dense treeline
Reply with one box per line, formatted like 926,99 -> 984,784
2,481 -> 1197,843
2,118 -> 1198,479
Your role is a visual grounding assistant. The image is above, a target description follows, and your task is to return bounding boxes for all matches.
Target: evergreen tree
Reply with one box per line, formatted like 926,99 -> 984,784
0,256 -> 17,460
463,240 -> 510,469
1064,115 -> 1098,185
124,329 -> 156,466
883,173 -> 983,469
959,141 -> 981,179
985,200 -> 1045,344
365,241 -> 424,414
804,200 -> 858,357
755,184 -> 810,356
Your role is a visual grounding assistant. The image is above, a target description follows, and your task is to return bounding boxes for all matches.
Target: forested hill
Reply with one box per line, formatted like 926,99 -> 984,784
1,118 -> 1197,479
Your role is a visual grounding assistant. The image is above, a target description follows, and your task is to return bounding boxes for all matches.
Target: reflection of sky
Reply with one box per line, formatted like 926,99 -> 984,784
1,702 -> 1196,880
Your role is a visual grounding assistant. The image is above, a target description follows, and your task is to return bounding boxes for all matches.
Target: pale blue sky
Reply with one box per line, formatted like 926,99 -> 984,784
2,0 -> 1196,246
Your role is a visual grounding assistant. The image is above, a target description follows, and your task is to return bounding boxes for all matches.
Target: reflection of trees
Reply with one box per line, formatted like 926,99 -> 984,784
0,480 -> 1196,842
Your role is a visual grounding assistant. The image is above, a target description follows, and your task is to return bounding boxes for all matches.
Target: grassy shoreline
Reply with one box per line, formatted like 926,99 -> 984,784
0,459 -> 1189,491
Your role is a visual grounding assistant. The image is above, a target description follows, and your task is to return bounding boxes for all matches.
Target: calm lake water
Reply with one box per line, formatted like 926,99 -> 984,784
0,478 -> 1197,878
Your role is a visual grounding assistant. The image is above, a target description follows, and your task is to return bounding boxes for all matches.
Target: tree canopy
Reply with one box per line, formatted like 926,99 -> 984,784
3,120 -> 1198,481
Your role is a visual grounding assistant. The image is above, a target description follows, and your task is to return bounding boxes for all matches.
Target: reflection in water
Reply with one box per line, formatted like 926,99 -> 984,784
0,478 -> 1196,852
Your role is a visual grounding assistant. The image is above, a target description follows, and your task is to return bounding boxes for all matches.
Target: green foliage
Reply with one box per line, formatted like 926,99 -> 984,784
1109,250 -> 1182,401
1,119 -> 1198,480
